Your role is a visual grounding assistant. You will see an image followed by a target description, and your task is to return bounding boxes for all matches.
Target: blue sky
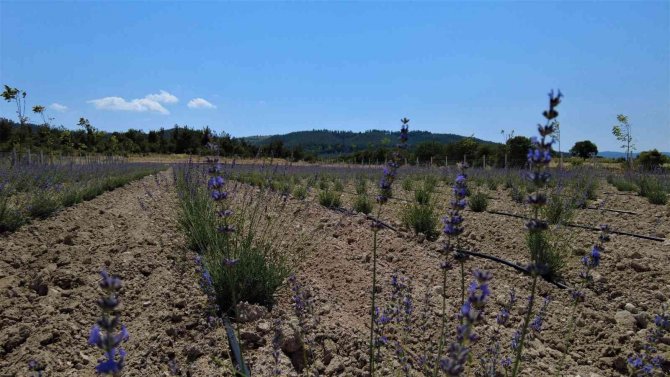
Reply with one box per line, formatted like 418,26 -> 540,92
1,1 -> 668,151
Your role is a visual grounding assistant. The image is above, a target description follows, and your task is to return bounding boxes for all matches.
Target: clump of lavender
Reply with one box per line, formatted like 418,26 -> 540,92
88,270 -> 130,376
28,360 -> 45,377
271,318 -> 283,376
555,224 -> 609,375
369,118 -> 409,376
287,274 -> 318,373
627,304 -> 668,376
439,270 -> 492,376
435,161 -> 469,372
510,89 -> 562,377
373,273 -> 414,375
479,288 -> 516,377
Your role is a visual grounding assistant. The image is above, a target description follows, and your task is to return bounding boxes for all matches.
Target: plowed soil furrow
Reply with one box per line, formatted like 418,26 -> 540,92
0,170 -> 228,376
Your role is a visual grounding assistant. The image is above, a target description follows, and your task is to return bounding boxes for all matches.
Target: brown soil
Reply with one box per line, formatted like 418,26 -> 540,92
1,171 -> 669,376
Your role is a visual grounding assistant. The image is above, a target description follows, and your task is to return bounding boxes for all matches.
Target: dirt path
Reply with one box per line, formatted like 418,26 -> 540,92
0,170 -> 230,376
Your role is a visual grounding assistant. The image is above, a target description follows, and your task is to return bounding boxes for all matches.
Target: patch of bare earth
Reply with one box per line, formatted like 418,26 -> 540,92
0,170 -> 230,376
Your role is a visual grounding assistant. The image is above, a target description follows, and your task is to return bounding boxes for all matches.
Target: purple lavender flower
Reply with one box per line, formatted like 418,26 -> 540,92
28,360 -> 45,377
88,270 -> 129,375
440,270 -> 492,375
376,118 -> 409,204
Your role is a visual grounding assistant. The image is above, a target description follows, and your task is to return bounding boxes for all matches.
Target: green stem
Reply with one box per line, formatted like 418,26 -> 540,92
555,299 -> 579,376
460,260 -> 465,308
369,205 -> 382,377
432,253 -> 449,377
511,274 -> 538,377
369,229 -> 378,376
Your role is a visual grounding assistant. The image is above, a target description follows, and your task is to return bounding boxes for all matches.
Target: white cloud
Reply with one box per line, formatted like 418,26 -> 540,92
145,90 -> 178,104
87,90 -> 179,114
187,98 -> 216,109
50,103 -> 68,112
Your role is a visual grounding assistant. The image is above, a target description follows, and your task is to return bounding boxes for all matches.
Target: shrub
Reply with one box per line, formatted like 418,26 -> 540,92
543,189 -> 576,225
176,168 -> 299,314
510,185 -> 525,204
293,185 -> 307,200
423,176 -> 438,193
527,216 -> 567,282
487,179 -> 499,191
206,238 -> 290,311
401,177 -> 413,192
333,179 -> 344,192
607,175 -> 637,192
28,195 -> 60,219
318,189 -> 341,208
0,200 -> 25,233
402,203 -> 439,239
637,176 -> 664,198
468,191 -> 488,212
61,189 -> 83,207
353,194 -> 373,214
414,187 -> 431,205
647,190 -> 668,205
355,177 -> 368,195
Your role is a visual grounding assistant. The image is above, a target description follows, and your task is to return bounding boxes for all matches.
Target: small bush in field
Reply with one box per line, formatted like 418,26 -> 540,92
0,204 -> 25,233
607,175 -> 637,192
355,177 -> 368,195
353,194 -> 373,214
487,179 -> 499,191
543,189 -> 576,225
469,191 -> 488,212
637,176 -> 665,198
318,189 -> 341,208
423,175 -> 438,193
401,177 -> 413,192
293,185 -> 307,200
402,203 -> 439,239
333,179 -> 344,192
647,190 -> 667,205
28,193 -> 61,219
510,185 -> 525,203
414,187 -> 431,205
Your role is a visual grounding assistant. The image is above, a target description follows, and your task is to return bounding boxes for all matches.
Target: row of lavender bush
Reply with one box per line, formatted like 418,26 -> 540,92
65,91 -> 667,376
0,161 -> 164,232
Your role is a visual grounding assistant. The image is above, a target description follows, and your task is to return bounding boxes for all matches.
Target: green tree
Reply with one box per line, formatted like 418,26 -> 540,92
32,105 -> 47,125
2,85 -> 28,125
636,149 -> 669,170
612,114 -> 635,167
507,135 -> 532,167
569,140 -> 598,159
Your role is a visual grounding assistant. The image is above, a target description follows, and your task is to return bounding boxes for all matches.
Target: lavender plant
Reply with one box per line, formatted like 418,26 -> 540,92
438,270 -> 493,375
627,304 -> 668,376
555,224 -> 609,375
369,117 -> 409,376
88,270 -> 130,376
28,360 -> 45,377
510,89 -> 562,376
287,274 -> 319,373
434,161 -> 469,375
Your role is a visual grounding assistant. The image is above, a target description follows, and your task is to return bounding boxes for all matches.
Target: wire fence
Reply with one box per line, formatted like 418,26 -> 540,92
0,149 -> 128,167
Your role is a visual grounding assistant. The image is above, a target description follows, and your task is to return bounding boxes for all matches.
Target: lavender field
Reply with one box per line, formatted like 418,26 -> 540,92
2,1 -> 669,376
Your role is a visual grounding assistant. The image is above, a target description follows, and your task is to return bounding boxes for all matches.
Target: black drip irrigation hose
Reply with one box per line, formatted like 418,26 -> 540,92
346,211 -> 570,289
585,206 -> 639,215
486,209 -> 665,242
457,249 -> 569,290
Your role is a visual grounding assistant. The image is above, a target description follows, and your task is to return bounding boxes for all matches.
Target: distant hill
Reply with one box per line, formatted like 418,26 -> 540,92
599,151 -> 670,158
242,129 -> 496,156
